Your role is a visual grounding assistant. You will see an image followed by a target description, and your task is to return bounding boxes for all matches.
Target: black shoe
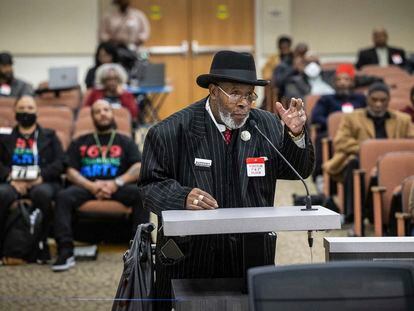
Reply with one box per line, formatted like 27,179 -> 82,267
36,241 -> 51,265
52,248 -> 75,272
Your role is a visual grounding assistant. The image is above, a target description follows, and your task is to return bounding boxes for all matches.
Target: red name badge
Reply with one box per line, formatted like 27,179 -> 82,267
246,157 -> 266,177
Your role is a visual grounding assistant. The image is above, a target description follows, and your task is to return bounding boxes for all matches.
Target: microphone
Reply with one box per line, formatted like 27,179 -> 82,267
249,119 -> 316,250
249,119 -> 316,212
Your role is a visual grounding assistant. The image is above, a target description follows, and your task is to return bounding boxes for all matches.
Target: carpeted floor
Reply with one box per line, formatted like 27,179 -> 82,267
0,179 -> 350,310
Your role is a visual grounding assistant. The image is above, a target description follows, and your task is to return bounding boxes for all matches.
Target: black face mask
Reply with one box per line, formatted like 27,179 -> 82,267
16,112 -> 37,128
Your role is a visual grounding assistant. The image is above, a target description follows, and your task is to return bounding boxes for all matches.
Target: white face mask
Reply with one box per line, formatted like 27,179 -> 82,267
304,62 -> 321,78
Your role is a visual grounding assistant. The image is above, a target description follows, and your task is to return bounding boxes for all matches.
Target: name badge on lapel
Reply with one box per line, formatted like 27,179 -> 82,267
194,158 -> 212,168
246,157 -> 267,177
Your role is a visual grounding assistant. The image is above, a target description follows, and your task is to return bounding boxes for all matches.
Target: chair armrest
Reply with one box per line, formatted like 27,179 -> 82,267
396,212 -> 412,236
371,186 -> 386,193
372,186 -> 386,236
353,169 -> 367,237
321,137 -> 332,163
395,212 -> 411,219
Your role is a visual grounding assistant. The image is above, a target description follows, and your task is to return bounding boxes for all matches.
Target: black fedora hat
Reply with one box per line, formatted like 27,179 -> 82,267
196,50 -> 268,88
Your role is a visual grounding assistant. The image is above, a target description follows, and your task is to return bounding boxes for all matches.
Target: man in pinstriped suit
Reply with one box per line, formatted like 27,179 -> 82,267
138,51 -> 314,310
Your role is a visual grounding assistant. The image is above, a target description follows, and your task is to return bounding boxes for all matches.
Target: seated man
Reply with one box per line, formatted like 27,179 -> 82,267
0,52 -> 33,97
0,96 -> 64,262
311,64 -> 366,183
52,99 -> 148,272
356,28 -> 406,69
323,83 -> 414,220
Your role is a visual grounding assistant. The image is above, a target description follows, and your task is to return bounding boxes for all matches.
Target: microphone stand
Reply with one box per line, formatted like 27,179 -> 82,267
250,120 -> 316,249
250,120 -> 317,212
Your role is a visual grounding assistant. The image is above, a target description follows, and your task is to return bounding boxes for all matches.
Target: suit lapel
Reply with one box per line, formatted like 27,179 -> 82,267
184,101 -> 214,195
236,119 -> 259,200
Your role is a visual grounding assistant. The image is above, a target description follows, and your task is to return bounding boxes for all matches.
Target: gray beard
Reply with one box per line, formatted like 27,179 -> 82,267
218,108 -> 249,130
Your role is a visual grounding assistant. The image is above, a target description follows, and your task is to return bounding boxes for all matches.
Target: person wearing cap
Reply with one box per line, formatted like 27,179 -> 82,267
138,50 -> 314,310
356,28 -> 406,70
323,82 -> 414,220
311,64 -> 366,185
0,52 -> 33,98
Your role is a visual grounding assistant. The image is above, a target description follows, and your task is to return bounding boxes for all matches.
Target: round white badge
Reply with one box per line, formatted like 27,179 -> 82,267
241,130 -> 251,141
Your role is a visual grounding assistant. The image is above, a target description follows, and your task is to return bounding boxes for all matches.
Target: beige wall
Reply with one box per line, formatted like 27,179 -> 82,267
0,0 -> 98,55
291,0 -> 414,55
259,0 -> 414,56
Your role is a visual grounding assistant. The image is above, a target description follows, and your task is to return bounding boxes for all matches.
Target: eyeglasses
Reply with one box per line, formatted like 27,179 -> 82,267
216,85 -> 258,103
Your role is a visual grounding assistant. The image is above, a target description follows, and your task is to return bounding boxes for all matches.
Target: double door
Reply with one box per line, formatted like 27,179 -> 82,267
132,0 -> 255,119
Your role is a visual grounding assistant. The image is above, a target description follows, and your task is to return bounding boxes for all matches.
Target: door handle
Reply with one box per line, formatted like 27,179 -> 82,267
191,40 -> 254,55
141,40 -> 189,56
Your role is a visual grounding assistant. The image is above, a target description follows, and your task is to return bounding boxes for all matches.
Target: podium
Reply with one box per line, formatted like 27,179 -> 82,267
162,206 -> 341,311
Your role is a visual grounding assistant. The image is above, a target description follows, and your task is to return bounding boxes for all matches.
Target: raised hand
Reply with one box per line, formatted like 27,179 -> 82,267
274,97 -> 307,136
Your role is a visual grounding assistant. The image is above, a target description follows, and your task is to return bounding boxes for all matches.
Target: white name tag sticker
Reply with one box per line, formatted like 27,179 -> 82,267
391,53 -> 403,65
0,84 -> 11,96
11,165 -> 40,180
341,103 -> 354,113
246,157 -> 266,177
194,158 -> 212,168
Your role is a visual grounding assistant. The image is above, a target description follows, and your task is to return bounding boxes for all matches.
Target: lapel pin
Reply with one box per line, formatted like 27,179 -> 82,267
241,130 -> 251,142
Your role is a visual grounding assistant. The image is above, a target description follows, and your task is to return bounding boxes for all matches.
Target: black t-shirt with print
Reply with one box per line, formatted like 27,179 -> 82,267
67,131 -> 141,180
12,131 -> 37,166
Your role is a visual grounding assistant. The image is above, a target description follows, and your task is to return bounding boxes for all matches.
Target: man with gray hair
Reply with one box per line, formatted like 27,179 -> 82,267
138,50 -> 314,310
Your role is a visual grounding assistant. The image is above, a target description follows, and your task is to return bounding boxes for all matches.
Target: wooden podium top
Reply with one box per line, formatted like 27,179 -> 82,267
162,206 -> 341,236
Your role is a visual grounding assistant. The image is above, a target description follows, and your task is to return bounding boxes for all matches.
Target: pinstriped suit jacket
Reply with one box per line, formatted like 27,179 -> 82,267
138,97 -> 314,216
137,98 -> 314,303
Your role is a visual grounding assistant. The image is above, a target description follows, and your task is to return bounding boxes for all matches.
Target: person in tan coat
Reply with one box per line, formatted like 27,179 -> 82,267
323,82 -> 414,219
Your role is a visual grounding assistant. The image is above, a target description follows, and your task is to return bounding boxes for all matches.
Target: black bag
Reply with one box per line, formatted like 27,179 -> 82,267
2,200 -> 43,262
112,223 -> 155,311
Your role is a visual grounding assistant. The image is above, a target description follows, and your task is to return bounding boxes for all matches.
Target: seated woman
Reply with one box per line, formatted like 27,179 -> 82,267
83,63 -> 138,119
84,42 -> 119,89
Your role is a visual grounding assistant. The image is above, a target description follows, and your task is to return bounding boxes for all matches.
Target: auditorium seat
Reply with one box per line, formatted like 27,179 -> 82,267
322,111 -> 344,213
0,97 -> 16,108
360,65 -> 407,77
78,200 -> 132,216
73,108 -> 132,138
37,105 -> 74,122
55,130 -> 71,150
248,262 -> 414,311
353,139 -> 414,236
305,94 -> 320,144
372,152 -> 414,236
321,62 -> 352,71
395,175 -> 414,236
0,106 -> 15,126
37,116 -> 73,137
35,84 -> 82,110
0,116 -> 12,127
263,84 -> 278,113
